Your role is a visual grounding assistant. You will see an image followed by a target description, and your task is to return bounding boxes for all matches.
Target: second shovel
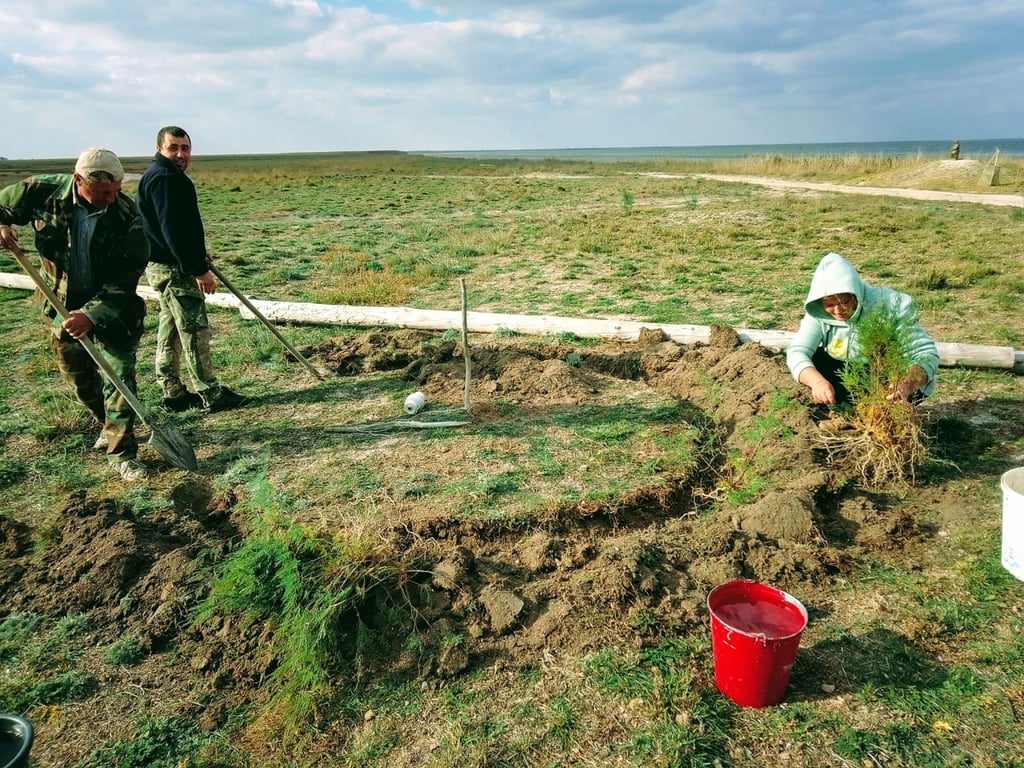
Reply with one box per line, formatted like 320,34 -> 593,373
209,263 -> 324,380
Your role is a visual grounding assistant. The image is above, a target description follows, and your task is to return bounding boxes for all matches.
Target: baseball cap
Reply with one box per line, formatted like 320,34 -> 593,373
74,147 -> 124,182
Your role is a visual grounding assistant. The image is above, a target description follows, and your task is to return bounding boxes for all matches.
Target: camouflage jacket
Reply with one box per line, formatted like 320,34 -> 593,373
0,174 -> 149,342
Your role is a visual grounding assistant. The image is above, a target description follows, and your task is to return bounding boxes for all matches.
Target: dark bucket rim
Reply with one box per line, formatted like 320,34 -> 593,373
0,713 -> 33,768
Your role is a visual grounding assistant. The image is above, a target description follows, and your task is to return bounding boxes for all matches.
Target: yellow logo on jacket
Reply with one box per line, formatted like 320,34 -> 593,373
827,336 -> 848,359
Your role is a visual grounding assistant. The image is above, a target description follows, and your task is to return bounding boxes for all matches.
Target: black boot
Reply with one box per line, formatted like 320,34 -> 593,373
203,387 -> 251,412
163,391 -> 203,412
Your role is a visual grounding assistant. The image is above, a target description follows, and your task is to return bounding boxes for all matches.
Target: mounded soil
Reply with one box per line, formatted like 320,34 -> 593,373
2,325 -> 1021,766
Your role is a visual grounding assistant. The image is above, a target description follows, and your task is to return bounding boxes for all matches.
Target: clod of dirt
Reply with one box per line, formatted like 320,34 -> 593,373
0,515 -> 29,559
516,532 -> 560,573
431,546 -> 476,589
708,324 -> 742,349
733,489 -> 816,541
479,585 -> 526,634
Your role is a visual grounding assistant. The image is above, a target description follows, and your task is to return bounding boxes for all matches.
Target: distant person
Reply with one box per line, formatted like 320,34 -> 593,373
786,252 -> 939,406
0,148 -> 151,481
950,140 -> 960,160
136,126 -> 249,412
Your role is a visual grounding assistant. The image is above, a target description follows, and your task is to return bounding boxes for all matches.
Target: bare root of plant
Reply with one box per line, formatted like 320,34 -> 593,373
818,400 -> 927,490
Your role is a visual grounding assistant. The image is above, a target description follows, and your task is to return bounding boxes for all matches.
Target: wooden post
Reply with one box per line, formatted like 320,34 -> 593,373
460,278 -> 471,411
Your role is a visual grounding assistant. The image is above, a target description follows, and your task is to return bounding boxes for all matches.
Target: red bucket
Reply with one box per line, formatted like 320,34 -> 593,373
707,579 -> 808,707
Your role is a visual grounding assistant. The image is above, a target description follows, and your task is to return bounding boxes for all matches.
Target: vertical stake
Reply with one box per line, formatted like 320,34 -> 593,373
460,278 -> 472,411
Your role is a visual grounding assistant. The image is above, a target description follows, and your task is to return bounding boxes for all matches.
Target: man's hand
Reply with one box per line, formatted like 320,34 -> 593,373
195,270 -> 218,294
62,310 -> 94,339
0,224 -> 18,249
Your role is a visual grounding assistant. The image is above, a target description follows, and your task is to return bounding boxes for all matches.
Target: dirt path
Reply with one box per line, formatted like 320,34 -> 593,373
646,172 -> 1024,207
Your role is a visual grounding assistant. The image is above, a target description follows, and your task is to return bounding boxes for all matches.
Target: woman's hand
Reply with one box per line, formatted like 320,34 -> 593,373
810,380 -> 837,404
799,367 -> 837,404
886,365 -> 928,403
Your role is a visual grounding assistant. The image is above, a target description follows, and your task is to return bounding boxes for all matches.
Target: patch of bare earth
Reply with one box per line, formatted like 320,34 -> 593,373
2,327 -> 1019,765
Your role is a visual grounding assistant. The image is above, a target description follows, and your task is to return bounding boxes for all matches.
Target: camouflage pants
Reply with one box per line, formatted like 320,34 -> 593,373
145,262 -> 219,399
50,332 -> 139,460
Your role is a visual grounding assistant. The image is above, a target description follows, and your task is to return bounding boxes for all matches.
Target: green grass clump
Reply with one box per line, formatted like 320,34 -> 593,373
194,474 -> 407,732
0,613 -> 97,711
0,458 -> 27,488
1,670 -> 97,711
584,639 -> 735,766
104,635 -> 147,666
0,613 -> 42,661
76,715 -> 209,768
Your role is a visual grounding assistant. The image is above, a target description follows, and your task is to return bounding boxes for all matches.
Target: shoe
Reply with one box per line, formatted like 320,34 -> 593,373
163,392 -> 203,412
203,387 -> 251,413
114,459 -> 148,482
93,433 -> 109,451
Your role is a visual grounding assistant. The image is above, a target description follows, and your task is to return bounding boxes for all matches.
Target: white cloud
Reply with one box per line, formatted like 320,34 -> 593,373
0,0 -> 1021,157
621,62 -> 677,92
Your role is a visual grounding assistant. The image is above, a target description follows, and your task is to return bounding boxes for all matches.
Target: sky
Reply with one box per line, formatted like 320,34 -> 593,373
1,0 -> 1022,158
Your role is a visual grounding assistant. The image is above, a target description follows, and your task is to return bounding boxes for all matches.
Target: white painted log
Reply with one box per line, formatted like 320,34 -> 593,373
0,273 -> 36,292
234,298 -> 1021,371
1,271 -> 1019,371
0,273 -> 241,308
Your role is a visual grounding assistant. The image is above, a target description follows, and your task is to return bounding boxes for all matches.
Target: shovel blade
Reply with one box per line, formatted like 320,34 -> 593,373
147,424 -> 199,471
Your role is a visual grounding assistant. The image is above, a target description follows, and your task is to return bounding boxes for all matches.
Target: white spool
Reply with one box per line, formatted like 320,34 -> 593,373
1000,467 -> 1024,582
404,391 -> 426,415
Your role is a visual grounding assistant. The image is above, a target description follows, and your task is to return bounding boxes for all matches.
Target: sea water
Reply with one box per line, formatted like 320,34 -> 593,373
424,137 -> 1024,162
715,599 -> 805,638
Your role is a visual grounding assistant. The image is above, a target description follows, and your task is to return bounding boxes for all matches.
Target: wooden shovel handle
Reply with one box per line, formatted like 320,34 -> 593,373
6,243 -> 153,425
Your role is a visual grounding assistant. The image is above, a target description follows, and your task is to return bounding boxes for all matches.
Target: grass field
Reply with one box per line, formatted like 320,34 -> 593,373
1,150 -> 1023,768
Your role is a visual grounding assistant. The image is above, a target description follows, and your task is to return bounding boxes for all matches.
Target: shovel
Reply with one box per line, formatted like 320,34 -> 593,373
7,243 -> 199,472
208,263 -> 324,380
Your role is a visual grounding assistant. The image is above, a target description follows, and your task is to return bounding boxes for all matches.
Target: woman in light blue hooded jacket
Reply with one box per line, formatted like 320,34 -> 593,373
786,252 -> 939,405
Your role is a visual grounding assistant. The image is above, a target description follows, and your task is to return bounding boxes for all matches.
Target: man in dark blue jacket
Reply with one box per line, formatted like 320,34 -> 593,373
136,126 -> 249,412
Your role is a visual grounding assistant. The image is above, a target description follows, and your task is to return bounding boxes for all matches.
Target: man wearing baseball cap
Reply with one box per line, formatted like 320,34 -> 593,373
0,147 -> 152,481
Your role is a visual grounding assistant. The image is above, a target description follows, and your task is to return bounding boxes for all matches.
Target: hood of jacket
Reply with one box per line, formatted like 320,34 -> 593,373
804,252 -> 866,323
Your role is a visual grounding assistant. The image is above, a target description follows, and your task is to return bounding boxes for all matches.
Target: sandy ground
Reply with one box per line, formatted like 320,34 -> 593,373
644,172 -> 1024,207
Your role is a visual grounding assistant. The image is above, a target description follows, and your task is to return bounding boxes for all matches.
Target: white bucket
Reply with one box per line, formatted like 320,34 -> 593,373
404,391 -> 426,415
1000,467 -> 1024,582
